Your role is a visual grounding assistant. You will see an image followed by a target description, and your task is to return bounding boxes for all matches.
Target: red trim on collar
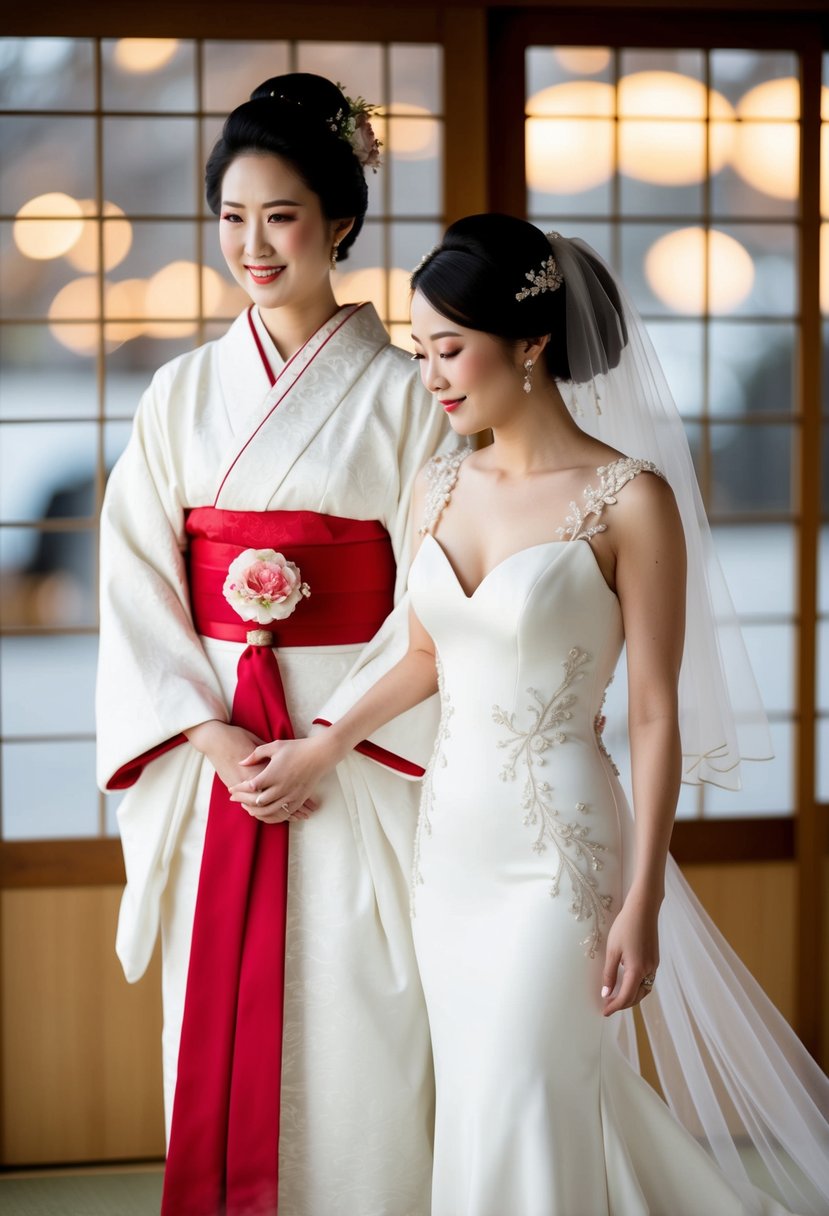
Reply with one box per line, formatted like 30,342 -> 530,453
214,303 -> 365,507
246,306 -> 276,387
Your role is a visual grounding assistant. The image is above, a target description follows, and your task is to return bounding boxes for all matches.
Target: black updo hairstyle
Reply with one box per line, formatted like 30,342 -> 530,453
410,213 -> 627,381
205,73 -> 369,261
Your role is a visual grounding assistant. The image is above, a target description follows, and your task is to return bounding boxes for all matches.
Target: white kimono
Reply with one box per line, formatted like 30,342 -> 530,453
97,303 -> 450,1216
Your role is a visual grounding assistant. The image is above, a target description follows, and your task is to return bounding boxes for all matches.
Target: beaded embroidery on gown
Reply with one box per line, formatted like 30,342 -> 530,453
407,449 -> 800,1216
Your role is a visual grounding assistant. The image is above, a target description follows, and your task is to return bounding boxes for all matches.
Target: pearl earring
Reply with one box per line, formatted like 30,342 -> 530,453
523,359 -> 534,395
330,242 -> 340,271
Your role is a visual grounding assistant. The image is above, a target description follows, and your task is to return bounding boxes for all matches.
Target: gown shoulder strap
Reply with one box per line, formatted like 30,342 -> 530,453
418,445 -> 473,536
558,456 -> 666,542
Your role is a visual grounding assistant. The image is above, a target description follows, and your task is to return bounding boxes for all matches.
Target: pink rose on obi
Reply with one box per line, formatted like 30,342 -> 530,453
222,548 -> 311,624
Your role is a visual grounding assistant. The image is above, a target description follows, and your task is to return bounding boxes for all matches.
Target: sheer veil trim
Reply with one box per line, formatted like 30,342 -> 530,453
612,855 -> 829,1215
551,233 -> 829,1214
551,233 -> 772,791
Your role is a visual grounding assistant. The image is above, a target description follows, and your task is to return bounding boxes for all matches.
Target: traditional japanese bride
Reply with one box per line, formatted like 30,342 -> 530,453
96,74 -> 450,1216
237,214 -> 829,1216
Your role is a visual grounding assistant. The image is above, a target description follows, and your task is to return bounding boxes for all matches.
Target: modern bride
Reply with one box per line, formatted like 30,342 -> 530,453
235,213 -> 829,1216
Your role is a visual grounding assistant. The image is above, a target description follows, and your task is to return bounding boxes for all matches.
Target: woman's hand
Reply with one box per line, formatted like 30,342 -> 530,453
185,720 -> 268,795
600,887 -> 661,1016
229,733 -> 342,824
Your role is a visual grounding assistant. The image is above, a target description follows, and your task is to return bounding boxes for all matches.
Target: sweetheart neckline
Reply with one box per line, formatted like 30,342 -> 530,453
420,533 -> 617,602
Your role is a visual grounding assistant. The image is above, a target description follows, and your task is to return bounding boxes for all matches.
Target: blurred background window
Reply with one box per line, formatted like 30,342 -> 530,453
524,44 -> 826,820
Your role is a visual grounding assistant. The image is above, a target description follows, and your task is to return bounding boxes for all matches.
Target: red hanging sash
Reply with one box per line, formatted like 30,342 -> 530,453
161,508 -> 398,1216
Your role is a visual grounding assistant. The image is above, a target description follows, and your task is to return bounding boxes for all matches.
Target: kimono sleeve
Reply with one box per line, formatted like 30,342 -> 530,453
96,374 -> 227,791
313,358 -> 456,773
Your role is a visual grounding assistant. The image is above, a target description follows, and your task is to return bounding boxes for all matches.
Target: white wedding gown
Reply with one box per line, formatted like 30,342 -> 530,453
406,452 -> 826,1216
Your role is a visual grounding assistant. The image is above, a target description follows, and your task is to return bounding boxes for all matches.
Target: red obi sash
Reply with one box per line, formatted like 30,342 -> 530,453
162,508 -> 409,1216
187,507 -> 397,646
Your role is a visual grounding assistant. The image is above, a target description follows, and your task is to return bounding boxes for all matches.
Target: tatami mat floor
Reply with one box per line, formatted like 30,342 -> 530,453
0,1163 -> 164,1215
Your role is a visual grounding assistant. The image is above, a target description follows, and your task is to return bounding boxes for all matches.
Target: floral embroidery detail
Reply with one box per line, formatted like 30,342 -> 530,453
594,676 -> 620,776
411,652 -> 453,916
557,456 -> 665,543
419,445 -> 472,536
492,647 -> 612,957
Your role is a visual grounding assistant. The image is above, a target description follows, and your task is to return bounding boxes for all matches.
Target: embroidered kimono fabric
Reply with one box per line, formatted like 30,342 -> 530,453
97,304 -> 449,1215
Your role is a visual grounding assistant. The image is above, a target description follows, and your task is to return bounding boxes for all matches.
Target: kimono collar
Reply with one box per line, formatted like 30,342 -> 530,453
248,307 -> 285,385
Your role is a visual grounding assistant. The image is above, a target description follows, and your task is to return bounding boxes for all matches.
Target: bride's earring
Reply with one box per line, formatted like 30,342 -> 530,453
523,358 -> 534,394
330,242 -> 340,271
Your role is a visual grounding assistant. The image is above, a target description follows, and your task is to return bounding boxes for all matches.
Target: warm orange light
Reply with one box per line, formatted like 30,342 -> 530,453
732,116 -> 799,202
617,73 -> 735,185
388,267 -> 415,319
821,224 -> 829,315
618,70 -> 707,118
525,82 -> 615,194
644,227 -> 755,314
105,278 -> 149,344
48,277 -> 101,355
65,200 -> 133,273
113,38 -> 179,74
386,107 -> 440,159
143,261 -> 225,337
526,80 -> 615,117
730,79 -> 829,202
206,271 -> 247,319
736,77 -> 800,120
377,103 -> 439,160
13,193 -> 85,260
388,322 -> 415,354
332,266 -> 413,320
555,48 -> 611,75
201,266 -> 228,317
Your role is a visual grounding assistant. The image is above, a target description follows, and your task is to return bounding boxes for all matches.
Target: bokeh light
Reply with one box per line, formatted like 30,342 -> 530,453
143,261 -> 226,337
555,48 -> 611,75
644,227 -> 755,314
617,72 -> 735,185
113,39 -> 179,74
105,278 -> 149,344
65,200 -> 133,273
526,82 -> 615,193
13,193 -> 85,260
380,103 -> 440,160
48,277 -> 101,355
730,79 -> 829,202
730,79 -> 800,202
332,266 -> 412,320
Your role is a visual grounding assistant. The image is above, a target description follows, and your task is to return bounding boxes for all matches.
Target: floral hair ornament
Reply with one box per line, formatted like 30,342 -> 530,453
329,83 -> 382,172
223,549 -> 310,646
515,247 -> 564,302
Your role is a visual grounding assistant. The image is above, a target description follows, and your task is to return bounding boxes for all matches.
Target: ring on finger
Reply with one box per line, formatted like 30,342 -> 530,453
255,794 -> 261,806
280,800 -> 290,811
641,972 -> 656,990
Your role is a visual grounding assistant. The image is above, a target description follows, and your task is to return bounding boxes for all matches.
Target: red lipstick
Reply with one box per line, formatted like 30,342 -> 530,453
246,265 -> 284,285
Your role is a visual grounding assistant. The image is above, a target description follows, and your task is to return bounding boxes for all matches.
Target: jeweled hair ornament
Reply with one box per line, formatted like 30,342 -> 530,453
415,244 -> 441,273
515,252 -> 564,301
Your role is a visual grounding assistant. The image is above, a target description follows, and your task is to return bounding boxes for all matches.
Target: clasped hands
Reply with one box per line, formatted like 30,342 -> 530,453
229,732 -> 339,824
